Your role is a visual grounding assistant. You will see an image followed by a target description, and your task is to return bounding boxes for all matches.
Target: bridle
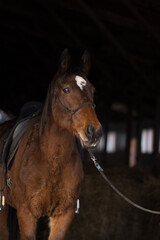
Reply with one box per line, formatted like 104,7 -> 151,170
55,93 -> 96,122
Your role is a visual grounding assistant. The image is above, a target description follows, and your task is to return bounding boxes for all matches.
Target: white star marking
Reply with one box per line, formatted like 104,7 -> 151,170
75,75 -> 86,90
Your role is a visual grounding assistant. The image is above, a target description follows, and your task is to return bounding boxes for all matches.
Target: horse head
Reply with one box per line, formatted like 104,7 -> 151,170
41,49 -> 102,149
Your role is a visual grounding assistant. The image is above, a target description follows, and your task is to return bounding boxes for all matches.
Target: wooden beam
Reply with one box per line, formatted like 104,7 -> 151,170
76,0 -> 155,91
37,1 -> 115,84
125,105 -> 132,165
154,97 -> 160,168
98,9 -> 138,28
120,0 -> 160,46
136,108 -> 142,164
55,1 -> 138,29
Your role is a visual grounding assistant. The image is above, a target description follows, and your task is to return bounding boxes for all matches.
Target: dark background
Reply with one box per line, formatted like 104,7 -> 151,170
0,0 -> 160,121
1,1 -> 160,239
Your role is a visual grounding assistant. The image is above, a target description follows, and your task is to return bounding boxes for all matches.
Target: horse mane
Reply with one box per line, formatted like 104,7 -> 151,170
39,82 -> 53,135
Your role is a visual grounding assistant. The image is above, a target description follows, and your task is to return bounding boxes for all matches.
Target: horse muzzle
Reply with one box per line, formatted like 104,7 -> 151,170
80,124 -> 103,149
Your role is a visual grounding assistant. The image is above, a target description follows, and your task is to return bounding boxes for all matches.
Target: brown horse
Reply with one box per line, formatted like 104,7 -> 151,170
0,49 -> 102,240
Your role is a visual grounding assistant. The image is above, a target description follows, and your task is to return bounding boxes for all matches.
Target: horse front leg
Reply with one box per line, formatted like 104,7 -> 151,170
17,206 -> 37,240
49,208 -> 75,240
0,204 -> 9,240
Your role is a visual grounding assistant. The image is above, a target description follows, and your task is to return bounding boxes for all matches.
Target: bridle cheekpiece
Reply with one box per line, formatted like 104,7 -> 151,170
55,93 -> 96,122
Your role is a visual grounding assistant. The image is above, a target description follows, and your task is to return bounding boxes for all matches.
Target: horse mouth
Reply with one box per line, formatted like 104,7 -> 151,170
84,140 -> 100,149
78,132 -> 101,149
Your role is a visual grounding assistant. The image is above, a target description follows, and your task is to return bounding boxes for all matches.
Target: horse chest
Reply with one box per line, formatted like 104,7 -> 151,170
29,168 -> 82,218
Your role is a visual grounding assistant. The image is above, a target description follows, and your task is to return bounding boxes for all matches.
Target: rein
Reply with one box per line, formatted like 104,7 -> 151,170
55,94 -> 95,122
88,149 -> 160,215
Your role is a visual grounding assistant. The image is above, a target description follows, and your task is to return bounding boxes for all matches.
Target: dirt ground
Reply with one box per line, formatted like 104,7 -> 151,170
36,162 -> 160,240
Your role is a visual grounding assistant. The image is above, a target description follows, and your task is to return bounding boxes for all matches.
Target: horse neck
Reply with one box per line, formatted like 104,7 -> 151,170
40,118 -> 75,162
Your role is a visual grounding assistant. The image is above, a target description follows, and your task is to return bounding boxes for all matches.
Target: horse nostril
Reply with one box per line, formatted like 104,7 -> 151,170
85,124 -> 95,139
85,125 -> 103,141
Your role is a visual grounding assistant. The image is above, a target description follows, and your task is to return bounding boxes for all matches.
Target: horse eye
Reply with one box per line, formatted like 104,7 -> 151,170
63,87 -> 70,93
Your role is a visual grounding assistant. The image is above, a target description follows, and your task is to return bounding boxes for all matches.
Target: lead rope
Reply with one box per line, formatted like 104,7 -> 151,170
88,149 -> 160,215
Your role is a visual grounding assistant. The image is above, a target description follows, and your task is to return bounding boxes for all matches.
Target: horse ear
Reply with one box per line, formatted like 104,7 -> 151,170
58,48 -> 71,74
80,50 -> 91,75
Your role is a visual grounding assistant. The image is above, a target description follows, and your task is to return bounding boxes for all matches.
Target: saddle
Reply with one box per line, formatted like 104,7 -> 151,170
0,102 -> 43,170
